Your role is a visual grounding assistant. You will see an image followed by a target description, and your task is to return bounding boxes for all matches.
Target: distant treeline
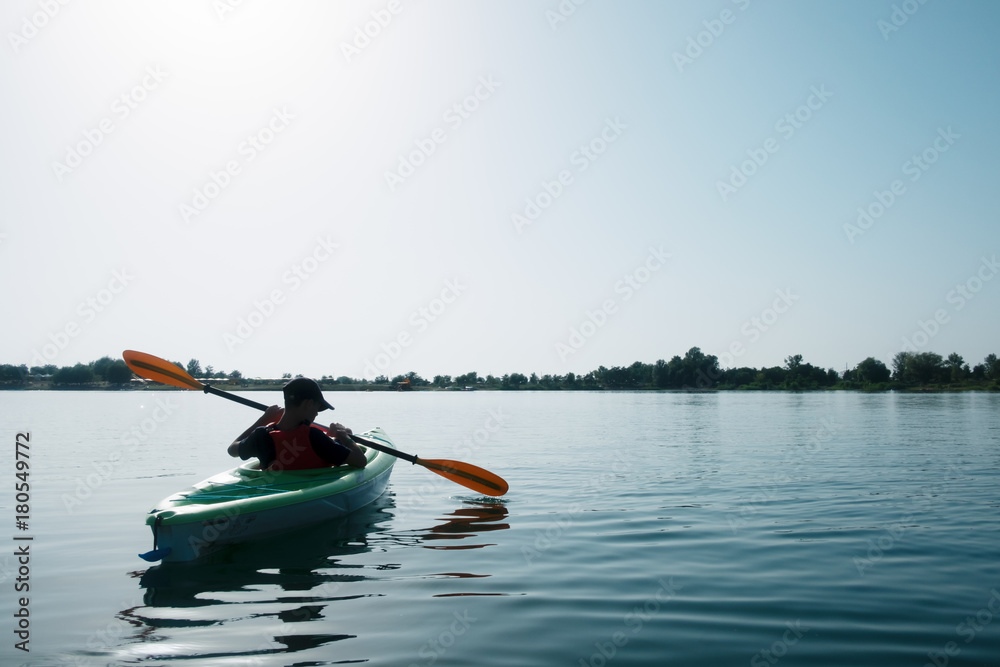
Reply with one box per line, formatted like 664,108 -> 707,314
3,348 -> 998,391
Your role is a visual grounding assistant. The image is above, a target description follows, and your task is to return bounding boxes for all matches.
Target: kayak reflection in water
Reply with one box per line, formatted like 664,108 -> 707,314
226,377 -> 368,471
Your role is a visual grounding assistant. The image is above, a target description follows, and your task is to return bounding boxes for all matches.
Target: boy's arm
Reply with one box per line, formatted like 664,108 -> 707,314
228,405 -> 283,456
328,423 -> 368,468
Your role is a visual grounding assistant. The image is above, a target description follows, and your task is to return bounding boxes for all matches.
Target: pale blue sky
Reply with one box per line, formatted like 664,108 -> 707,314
2,0 -> 997,379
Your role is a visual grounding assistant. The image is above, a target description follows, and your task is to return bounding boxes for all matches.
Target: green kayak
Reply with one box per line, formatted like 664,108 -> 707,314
140,427 -> 396,562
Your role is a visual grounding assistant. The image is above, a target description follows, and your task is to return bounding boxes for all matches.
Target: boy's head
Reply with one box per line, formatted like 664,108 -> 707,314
282,377 -> 334,411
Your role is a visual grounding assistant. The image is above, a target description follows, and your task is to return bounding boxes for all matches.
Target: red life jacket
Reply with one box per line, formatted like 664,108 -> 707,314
267,424 -> 329,471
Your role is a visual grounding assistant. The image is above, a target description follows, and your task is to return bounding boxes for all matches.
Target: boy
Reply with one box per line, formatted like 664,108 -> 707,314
228,377 -> 367,470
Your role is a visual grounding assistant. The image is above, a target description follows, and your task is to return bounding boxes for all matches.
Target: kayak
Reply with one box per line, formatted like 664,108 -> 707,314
140,427 -> 396,563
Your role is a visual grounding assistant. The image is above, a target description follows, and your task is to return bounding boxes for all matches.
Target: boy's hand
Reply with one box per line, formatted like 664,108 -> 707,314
330,423 -> 367,468
329,422 -> 353,441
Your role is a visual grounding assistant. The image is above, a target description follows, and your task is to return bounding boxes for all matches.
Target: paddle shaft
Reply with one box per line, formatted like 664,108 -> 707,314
202,384 -> 421,464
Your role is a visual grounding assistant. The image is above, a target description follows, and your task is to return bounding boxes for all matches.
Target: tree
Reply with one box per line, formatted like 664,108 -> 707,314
891,352 -> 911,381
756,366 -> 787,389
52,363 -> 95,385
455,372 -> 479,386
628,361 -> 651,387
601,366 -> 635,388
984,353 -> 999,380
187,359 -> 202,377
433,375 -> 452,388
0,364 -> 27,385
664,355 -> 684,388
945,353 -> 967,383
503,373 -> 527,389
783,354 -> 807,388
580,371 -> 600,389
106,360 -> 134,384
653,359 -> 670,388
91,356 -> 115,381
785,354 -> 803,370
681,347 -> 720,389
720,366 -> 756,388
855,357 -> 890,385
904,352 -> 944,384
405,371 -> 427,386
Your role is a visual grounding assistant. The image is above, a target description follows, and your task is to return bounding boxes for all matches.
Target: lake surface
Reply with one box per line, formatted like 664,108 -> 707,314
1,389 -> 999,666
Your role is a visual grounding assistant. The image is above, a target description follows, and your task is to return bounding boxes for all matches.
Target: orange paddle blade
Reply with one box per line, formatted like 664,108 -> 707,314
419,458 -> 509,497
122,350 -> 203,390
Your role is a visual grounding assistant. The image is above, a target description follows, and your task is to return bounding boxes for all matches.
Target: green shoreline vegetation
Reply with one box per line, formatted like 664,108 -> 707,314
2,348 -> 998,393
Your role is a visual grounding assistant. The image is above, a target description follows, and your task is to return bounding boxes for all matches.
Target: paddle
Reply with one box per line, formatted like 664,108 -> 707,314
122,350 -> 509,497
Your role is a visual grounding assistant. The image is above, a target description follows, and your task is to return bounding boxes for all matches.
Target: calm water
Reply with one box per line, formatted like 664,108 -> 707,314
1,390 -> 999,666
